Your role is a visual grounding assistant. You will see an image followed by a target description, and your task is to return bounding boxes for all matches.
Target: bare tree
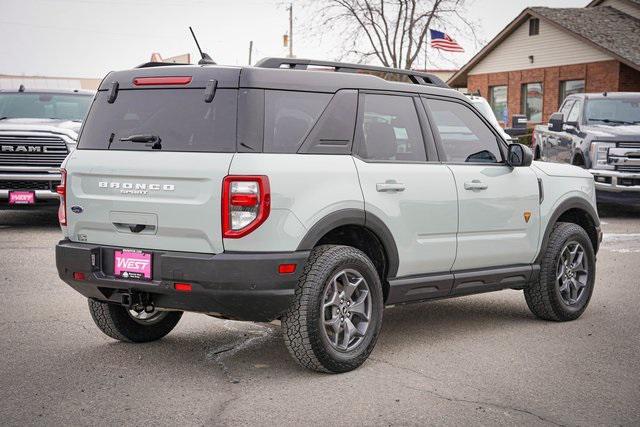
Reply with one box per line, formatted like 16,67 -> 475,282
299,0 -> 478,70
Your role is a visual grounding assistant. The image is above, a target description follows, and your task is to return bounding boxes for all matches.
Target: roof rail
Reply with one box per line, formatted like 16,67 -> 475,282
254,57 -> 450,88
135,61 -> 188,69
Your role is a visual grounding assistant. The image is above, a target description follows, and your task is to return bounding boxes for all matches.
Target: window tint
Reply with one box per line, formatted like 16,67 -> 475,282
79,89 -> 237,152
567,100 -> 582,123
426,99 -> 502,163
521,82 -> 543,122
560,99 -> 574,117
263,90 -> 331,153
357,94 -> 426,162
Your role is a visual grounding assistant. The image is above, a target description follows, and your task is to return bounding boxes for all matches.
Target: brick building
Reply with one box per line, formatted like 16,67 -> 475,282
448,0 -> 640,125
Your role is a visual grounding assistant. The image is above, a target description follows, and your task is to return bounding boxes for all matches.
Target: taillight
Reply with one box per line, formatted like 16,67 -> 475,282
56,168 -> 67,226
222,176 -> 270,238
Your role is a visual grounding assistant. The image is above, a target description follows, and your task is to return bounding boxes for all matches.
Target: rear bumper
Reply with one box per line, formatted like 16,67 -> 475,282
56,240 -> 309,322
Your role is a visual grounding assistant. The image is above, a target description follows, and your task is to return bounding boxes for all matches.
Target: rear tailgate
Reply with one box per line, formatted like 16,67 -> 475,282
65,150 -> 232,253
63,66 -> 240,254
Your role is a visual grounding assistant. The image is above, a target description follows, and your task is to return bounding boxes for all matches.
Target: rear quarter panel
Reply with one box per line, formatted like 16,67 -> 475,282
225,153 -> 363,252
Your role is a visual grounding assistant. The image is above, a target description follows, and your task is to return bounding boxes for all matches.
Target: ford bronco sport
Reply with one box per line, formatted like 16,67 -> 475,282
55,58 -> 601,373
0,87 -> 93,208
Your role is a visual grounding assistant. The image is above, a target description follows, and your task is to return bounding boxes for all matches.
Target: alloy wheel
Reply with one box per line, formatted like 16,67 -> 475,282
556,241 -> 589,305
321,269 -> 372,352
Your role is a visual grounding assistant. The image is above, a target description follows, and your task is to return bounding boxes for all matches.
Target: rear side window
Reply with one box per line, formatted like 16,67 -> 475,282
78,89 -> 237,152
263,90 -> 331,153
357,94 -> 426,162
425,99 -> 502,163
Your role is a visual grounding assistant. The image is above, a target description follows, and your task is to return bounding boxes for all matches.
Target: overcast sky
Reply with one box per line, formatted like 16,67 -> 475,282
0,0 -> 588,78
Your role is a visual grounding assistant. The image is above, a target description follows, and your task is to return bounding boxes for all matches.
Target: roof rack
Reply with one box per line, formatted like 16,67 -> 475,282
135,61 -> 188,69
254,57 -> 450,88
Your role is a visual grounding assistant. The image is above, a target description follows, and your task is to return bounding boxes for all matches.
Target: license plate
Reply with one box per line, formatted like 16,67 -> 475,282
8,191 -> 35,205
114,249 -> 152,280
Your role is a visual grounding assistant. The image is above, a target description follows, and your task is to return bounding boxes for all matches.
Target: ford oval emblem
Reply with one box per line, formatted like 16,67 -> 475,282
70,206 -> 84,214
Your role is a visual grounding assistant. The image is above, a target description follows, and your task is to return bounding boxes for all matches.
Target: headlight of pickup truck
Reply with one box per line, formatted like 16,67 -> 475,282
589,141 -> 616,170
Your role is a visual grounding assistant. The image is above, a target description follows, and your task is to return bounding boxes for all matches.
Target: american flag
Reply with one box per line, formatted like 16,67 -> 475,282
429,29 -> 464,52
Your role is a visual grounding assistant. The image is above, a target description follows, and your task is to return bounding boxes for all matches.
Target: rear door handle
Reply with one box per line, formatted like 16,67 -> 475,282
376,181 -> 406,192
464,179 -> 488,191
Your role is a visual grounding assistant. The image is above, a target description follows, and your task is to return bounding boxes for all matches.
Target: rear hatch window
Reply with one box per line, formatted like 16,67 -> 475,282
78,88 -> 237,152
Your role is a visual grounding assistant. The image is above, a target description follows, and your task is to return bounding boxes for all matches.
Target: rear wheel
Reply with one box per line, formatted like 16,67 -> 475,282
282,245 -> 384,373
88,299 -> 182,343
525,222 -> 596,321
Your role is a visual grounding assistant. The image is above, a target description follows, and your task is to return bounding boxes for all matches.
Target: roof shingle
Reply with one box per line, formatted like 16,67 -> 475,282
530,6 -> 640,67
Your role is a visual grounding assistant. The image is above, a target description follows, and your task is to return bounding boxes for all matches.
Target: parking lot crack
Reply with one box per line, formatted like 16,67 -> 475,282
371,358 -> 564,426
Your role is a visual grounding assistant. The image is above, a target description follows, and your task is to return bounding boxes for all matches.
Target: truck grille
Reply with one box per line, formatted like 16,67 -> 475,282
616,165 -> 640,173
0,180 -> 60,191
0,135 -> 68,168
617,142 -> 640,149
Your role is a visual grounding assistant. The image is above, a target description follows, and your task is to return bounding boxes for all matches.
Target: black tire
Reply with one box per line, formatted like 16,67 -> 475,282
282,245 -> 384,373
525,222 -> 596,321
88,299 -> 182,343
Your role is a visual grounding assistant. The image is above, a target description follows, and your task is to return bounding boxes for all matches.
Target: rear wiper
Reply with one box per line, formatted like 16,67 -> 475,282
119,134 -> 162,149
0,117 -> 9,121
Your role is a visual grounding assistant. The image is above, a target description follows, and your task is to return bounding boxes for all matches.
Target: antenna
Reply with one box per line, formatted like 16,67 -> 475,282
189,27 -> 216,65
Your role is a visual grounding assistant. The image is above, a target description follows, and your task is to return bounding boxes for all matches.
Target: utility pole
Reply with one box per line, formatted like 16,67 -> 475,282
287,3 -> 293,58
248,40 -> 253,65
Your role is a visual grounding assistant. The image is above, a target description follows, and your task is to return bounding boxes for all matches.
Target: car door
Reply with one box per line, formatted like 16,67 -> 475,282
560,99 -> 583,163
545,99 -> 574,162
422,97 -> 540,271
353,92 -> 458,287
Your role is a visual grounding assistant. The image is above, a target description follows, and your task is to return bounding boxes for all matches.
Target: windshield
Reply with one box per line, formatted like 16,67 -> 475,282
585,98 -> 640,125
0,93 -> 92,121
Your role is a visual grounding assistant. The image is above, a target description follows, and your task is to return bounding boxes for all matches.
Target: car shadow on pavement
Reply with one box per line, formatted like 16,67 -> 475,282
597,203 -> 640,218
0,208 -> 60,228
59,292 -> 540,380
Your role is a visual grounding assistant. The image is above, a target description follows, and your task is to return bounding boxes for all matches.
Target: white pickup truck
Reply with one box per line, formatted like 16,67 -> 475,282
0,87 -> 93,208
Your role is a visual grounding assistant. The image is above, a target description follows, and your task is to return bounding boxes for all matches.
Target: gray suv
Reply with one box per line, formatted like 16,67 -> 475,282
55,58 -> 600,373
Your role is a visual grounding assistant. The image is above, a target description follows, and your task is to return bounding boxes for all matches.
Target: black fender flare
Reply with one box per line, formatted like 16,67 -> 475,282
296,208 -> 400,278
535,196 -> 600,264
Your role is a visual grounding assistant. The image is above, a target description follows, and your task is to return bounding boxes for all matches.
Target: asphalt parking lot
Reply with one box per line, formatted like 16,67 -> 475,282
1,205 -> 639,426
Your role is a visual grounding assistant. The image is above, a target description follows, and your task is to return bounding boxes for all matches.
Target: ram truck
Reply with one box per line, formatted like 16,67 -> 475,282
533,92 -> 640,205
0,87 -> 93,208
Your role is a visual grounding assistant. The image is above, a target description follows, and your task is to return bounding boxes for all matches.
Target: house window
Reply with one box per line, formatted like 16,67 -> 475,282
559,80 -> 585,105
521,82 -> 543,122
489,86 -> 508,123
529,18 -> 540,36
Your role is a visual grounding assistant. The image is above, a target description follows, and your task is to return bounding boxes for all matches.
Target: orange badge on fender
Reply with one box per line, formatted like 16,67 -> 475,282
524,211 -> 532,223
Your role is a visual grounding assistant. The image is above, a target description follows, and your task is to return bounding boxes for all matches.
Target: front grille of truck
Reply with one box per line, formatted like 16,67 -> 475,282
0,180 -> 60,191
617,142 -> 640,149
0,135 -> 68,168
616,165 -> 640,174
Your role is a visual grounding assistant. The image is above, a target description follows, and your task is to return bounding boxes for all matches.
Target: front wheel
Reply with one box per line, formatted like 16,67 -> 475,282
282,245 -> 384,373
525,222 -> 596,321
88,299 -> 182,343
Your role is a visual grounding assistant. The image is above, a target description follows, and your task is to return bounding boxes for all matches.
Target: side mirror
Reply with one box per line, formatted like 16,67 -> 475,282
548,112 -> 564,132
507,143 -> 533,167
